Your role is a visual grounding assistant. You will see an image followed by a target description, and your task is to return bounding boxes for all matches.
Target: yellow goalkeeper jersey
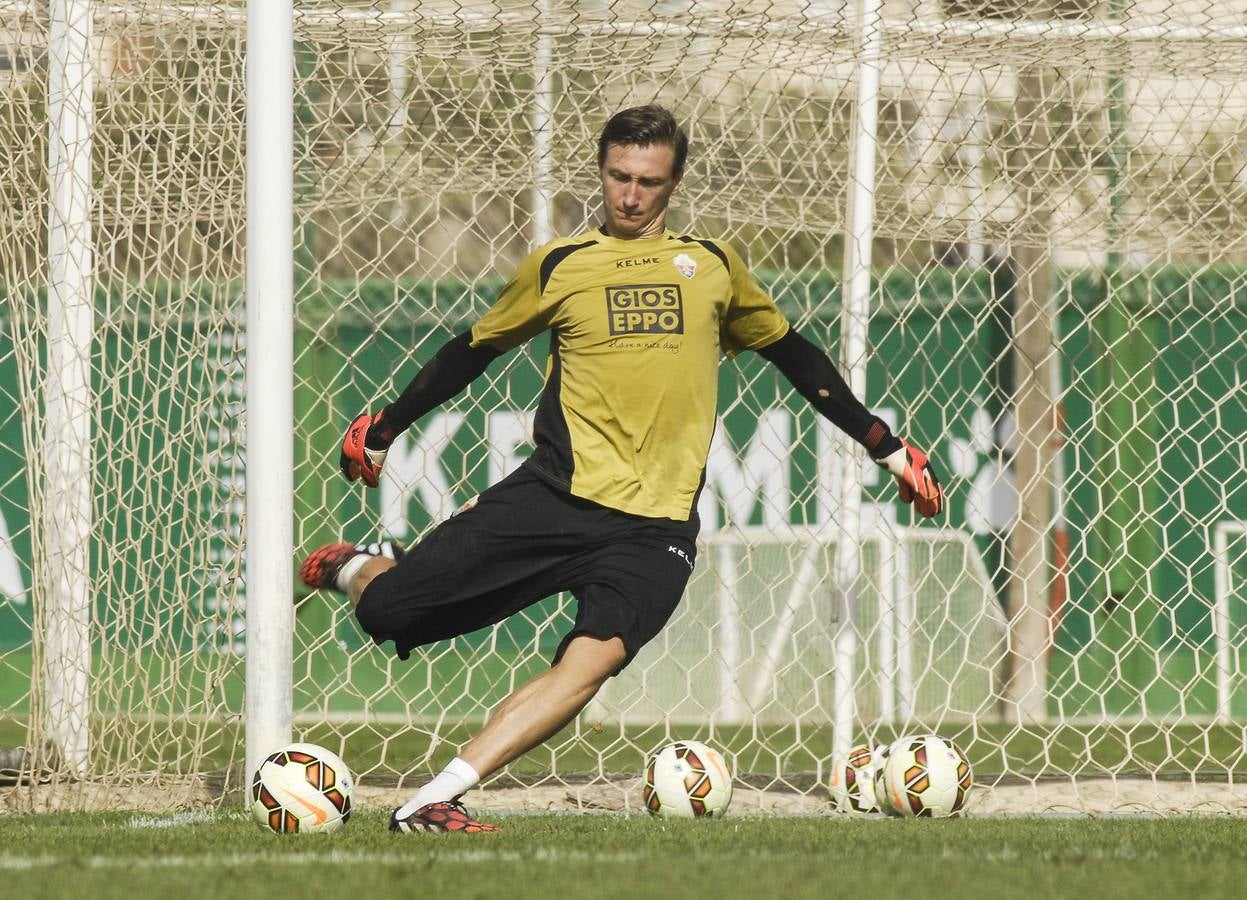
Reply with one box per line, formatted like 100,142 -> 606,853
470,226 -> 789,521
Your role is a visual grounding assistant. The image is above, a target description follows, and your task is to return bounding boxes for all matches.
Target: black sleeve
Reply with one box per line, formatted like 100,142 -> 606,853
371,331 -> 502,441
755,329 -> 902,458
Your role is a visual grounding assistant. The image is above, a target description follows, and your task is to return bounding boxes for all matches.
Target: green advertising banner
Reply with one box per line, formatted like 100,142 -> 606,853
1,267 -> 1245,719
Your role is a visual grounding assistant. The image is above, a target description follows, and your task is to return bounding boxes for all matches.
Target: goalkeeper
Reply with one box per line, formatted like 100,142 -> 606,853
300,105 -> 943,834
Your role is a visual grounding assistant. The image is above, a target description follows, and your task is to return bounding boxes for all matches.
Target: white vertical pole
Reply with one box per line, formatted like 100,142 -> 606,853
385,1 -> 412,143
832,0 -> 883,761
715,543 -> 743,722
45,0 -> 94,777
245,0 -> 295,784
1048,303 -> 1069,655
531,0 -> 555,246
1212,526 -> 1231,724
963,75 -> 989,268
896,539 -> 914,721
877,532 -> 896,722
385,0 -> 413,229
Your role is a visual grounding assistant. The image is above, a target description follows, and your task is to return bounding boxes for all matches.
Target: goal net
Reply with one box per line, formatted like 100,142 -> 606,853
1,0 -> 1245,814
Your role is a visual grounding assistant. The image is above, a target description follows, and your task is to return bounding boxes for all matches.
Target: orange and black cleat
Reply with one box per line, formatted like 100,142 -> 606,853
299,540 -> 404,593
389,800 -> 500,834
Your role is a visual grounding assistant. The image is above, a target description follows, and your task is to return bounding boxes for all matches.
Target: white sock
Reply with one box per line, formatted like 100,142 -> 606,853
335,553 -> 371,593
396,757 -> 481,818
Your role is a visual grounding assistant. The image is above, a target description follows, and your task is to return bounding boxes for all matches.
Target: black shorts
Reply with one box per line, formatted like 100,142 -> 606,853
354,464 -> 699,674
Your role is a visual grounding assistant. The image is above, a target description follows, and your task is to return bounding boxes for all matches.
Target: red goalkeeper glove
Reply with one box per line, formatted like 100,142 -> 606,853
339,409 -> 397,488
874,438 -> 944,518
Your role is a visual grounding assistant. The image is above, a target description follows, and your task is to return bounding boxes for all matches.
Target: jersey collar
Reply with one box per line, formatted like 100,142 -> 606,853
595,225 -> 677,247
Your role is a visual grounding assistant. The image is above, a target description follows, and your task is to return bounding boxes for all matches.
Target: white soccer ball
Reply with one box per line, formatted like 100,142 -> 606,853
643,740 -> 733,818
829,744 -> 878,814
251,742 -> 354,833
881,733 -> 973,818
872,742 -> 903,816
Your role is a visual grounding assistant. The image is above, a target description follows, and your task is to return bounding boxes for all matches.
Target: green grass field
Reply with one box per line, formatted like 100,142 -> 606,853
1,810 -> 1245,899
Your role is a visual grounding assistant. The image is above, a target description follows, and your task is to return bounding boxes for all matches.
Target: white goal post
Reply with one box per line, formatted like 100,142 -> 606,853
1213,522 -> 1247,725
243,0 -> 295,790
2,0 -> 1246,815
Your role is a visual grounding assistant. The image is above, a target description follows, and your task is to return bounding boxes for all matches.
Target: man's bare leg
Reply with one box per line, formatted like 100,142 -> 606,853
394,635 -> 626,818
336,556 -> 625,778
309,546 -> 628,825
461,634 -> 626,775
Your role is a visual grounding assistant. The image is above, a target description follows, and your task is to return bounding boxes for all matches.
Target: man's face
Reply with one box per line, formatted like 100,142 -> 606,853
599,142 -> 682,239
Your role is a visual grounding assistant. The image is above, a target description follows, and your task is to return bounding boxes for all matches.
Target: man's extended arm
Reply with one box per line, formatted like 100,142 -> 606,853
756,328 -> 943,517
339,331 -> 502,486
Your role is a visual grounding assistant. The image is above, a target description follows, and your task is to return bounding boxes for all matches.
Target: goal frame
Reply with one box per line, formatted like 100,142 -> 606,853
15,0 -> 1246,814
242,0 -> 295,785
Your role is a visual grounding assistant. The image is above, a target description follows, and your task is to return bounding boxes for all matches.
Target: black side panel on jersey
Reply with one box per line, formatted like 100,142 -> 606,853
526,328 -> 575,490
687,464 -> 709,523
676,234 -> 730,273
539,239 -> 598,294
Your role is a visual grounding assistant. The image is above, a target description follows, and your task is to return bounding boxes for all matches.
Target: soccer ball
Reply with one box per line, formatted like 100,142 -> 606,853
881,733 -> 972,818
643,740 -> 733,818
251,742 -> 354,833
829,744 -> 878,814
871,742 -> 904,816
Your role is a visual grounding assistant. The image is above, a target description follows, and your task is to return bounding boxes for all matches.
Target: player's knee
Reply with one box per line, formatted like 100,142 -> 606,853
354,574 -> 446,655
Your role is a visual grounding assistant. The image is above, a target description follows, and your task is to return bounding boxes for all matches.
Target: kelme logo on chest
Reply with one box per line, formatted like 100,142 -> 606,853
605,284 -> 685,335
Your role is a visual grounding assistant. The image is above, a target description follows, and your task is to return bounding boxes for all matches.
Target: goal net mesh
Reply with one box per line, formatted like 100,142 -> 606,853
1,0 -> 1245,814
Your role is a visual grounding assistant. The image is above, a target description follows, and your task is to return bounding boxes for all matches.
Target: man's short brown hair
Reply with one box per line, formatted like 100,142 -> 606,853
597,105 -> 688,176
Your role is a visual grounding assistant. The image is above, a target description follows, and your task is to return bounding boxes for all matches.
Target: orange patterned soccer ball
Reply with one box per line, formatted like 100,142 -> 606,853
872,742 -> 903,816
251,742 -> 354,834
881,734 -> 973,818
830,743 -> 879,814
643,740 -> 733,818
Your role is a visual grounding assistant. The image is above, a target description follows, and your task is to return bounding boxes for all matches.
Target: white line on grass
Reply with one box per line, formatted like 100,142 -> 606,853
0,848 -> 649,871
0,844 -> 1168,872
124,810 -> 218,829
